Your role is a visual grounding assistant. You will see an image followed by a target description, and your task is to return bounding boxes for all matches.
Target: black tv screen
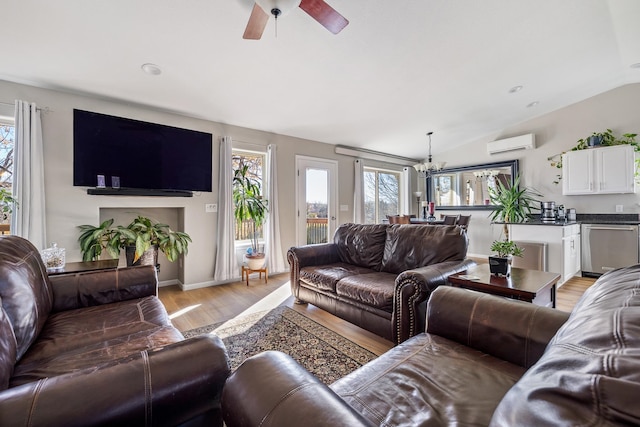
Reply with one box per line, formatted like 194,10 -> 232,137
73,109 -> 213,193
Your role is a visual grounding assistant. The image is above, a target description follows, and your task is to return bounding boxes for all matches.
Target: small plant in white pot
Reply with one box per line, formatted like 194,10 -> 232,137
233,162 -> 268,270
489,240 -> 524,277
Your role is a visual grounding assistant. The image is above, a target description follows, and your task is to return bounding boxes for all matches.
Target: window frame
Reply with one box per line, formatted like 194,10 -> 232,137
232,148 -> 267,245
363,166 -> 405,224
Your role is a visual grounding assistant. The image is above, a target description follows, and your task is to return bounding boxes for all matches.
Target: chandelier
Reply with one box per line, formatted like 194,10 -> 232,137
413,132 -> 446,178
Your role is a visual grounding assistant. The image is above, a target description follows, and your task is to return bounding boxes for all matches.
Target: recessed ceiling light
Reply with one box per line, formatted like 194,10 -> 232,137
141,63 -> 162,76
509,85 -> 523,93
630,63 -> 640,69
526,101 -> 539,108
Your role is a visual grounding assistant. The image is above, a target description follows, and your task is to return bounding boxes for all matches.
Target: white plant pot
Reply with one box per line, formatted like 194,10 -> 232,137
246,254 -> 266,270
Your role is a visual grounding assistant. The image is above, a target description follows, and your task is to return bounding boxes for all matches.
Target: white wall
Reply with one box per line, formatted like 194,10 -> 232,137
435,83 -> 640,256
0,79 -> 364,287
4,78 -> 639,284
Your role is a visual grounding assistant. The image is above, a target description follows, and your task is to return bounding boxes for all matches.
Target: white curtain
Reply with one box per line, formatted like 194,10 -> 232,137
353,159 -> 365,223
402,166 -> 411,215
11,100 -> 46,249
264,144 -> 286,273
213,136 -> 237,282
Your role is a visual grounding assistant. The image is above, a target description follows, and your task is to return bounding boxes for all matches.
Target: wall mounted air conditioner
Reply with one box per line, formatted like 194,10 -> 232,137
487,133 -> 536,155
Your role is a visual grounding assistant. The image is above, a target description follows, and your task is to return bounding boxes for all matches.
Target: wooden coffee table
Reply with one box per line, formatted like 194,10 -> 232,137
447,264 -> 560,308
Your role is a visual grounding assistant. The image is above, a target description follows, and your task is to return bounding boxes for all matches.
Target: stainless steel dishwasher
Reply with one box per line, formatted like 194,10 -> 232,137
581,223 -> 640,277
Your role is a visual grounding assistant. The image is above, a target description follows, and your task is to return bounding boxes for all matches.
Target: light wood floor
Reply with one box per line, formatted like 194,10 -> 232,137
158,273 -> 595,356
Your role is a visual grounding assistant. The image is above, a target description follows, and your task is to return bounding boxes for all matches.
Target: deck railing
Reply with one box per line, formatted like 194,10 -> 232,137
306,218 -> 328,244
235,218 -> 329,244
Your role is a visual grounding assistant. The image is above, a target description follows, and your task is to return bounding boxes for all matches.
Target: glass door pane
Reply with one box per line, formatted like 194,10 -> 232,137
305,168 -> 329,244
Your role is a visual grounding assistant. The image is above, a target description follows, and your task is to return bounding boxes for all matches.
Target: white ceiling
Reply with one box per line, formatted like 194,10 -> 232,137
2,0 -> 640,160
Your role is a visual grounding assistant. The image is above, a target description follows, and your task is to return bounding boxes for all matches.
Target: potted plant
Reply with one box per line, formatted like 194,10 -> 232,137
78,216 -> 191,268
233,162 -> 268,270
0,188 -> 16,223
488,239 -> 524,277
487,174 -> 541,242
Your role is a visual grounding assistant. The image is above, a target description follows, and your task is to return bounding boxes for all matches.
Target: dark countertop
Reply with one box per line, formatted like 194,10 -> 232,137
497,214 -> 640,226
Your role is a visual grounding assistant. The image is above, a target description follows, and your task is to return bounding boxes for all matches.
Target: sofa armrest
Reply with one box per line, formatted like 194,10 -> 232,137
50,265 -> 158,312
287,244 -> 340,301
393,258 -> 476,344
0,335 -> 230,427
427,286 -> 570,368
222,351 -> 374,427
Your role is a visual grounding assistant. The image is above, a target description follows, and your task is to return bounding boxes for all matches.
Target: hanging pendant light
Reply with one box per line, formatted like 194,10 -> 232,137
413,132 -> 446,178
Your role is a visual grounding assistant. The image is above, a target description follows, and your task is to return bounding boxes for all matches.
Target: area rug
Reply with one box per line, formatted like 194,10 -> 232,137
183,306 -> 377,384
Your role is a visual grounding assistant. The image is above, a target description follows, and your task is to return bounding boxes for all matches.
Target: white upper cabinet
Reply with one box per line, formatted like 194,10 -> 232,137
562,145 -> 636,195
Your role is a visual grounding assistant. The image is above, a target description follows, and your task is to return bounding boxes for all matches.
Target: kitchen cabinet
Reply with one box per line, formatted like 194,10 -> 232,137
510,223 -> 581,286
562,145 -> 636,195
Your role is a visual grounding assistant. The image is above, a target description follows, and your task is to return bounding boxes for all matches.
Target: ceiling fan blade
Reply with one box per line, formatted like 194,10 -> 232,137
299,0 -> 349,34
243,3 -> 269,40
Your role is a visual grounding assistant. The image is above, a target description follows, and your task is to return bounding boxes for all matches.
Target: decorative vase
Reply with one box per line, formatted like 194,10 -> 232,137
125,245 -> 159,269
489,255 -> 512,277
246,253 -> 266,270
587,135 -> 603,147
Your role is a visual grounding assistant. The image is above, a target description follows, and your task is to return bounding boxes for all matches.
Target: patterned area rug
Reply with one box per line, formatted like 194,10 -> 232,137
183,305 -> 377,384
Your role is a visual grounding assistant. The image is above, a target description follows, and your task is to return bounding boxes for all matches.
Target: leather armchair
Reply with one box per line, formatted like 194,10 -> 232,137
0,235 -> 230,426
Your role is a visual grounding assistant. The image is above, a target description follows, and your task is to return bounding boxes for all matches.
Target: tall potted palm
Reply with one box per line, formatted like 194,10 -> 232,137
233,162 -> 268,270
487,174 -> 541,276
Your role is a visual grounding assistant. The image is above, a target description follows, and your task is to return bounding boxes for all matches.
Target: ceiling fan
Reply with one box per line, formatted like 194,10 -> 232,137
243,0 -> 349,40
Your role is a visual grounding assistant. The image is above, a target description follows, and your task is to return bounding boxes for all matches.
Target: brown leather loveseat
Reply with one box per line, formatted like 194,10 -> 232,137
0,235 -> 230,426
288,223 -> 474,344
222,264 -> 640,426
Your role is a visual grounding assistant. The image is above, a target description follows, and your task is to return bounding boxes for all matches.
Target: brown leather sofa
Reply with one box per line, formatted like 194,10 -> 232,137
0,235 -> 230,426
221,264 -> 640,426
288,223 -> 474,344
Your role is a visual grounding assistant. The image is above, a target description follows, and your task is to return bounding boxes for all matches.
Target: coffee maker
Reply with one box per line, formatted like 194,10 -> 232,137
541,201 -> 557,222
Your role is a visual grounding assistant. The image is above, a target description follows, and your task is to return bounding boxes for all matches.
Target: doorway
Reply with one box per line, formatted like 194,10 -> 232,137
296,156 -> 338,246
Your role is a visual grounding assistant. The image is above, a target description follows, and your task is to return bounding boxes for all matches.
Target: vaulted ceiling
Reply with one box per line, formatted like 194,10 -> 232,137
2,0 -> 639,159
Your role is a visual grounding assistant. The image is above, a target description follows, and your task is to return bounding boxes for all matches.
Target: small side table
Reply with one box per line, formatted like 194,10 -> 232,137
241,265 -> 268,286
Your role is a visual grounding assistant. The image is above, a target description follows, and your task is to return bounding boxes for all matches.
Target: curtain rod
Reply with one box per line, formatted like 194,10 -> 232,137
0,101 -> 49,112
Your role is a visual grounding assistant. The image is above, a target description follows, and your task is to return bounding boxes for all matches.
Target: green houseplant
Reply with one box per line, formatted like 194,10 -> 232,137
233,162 -> 268,269
0,188 -> 16,222
487,174 -> 540,276
78,216 -> 191,266
487,174 -> 541,242
488,240 -> 524,277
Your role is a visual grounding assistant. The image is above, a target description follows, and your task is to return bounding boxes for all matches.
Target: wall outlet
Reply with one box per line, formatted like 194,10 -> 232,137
615,204 -> 623,213
205,203 -> 218,213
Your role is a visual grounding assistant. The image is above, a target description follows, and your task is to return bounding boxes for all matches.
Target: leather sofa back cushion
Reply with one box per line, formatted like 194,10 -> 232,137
381,225 -> 467,274
0,236 -> 53,362
0,306 -> 17,389
490,265 -> 640,426
334,223 -> 388,270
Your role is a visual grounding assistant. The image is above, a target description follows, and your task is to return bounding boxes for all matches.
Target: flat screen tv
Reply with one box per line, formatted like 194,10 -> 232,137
73,109 -> 213,195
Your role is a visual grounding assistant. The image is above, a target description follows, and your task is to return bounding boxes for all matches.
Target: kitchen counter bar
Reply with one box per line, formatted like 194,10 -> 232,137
496,213 -> 640,226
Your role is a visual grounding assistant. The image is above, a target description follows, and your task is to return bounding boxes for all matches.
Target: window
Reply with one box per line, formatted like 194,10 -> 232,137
232,150 -> 265,242
364,168 -> 401,224
0,123 -> 15,225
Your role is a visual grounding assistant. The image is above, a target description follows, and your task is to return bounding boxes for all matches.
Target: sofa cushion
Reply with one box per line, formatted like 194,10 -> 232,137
334,223 -> 388,270
10,295 -> 183,387
332,333 -> 526,426
381,225 -> 467,274
0,304 -> 17,390
490,264 -> 640,426
0,236 -> 53,361
335,272 -> 397,311
300,263 -> 375,293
